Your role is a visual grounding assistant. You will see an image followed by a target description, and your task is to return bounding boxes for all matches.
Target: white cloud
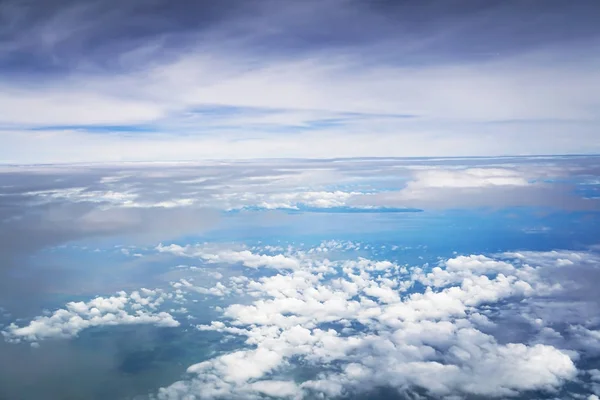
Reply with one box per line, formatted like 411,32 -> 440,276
157,243 -> 302,270
414,255 -> 516,287
348,165 -> 599,210
6,157 -> 598,214
23,187 -> 198,209
2,37 -> 600,163
171,279 -> 231,297
405,168 -> 530,189
218,190 -> 361,210
248,380 -> 300,398
2,289 -> 179,344
155,245 -> 598,399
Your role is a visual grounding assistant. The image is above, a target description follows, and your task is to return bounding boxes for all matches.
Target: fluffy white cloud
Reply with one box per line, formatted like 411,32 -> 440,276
155,246 -> 598,399
413,255 -> 516,287
2,289 -> 179,344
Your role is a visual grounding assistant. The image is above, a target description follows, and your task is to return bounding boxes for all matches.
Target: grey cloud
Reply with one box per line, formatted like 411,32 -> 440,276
353,184 -> 600,211
0,198 -> 220,259
0,199 -> 219,312
1,1 -> 599,162
0,168 -> 221,308
2,0 -> 599,76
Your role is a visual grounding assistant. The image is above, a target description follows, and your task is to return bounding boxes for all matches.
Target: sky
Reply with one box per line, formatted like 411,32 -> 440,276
1,2 -> 600,400
1,0 -> 600,163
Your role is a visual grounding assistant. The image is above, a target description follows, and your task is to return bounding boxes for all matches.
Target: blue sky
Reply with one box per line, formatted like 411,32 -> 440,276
0,0 -> 599,162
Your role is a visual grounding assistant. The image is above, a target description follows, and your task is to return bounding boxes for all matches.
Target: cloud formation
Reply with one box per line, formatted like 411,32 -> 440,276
1,0 -> 599,161
0,157 -> 596,299
2,289 -> 179,345
152,244 -> 600,399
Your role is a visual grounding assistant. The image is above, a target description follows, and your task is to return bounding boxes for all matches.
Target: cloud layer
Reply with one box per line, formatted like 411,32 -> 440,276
3,234 -> 600,398
150,243 -> 600,399
1,156 -> 597,308
1,0 -> 600,161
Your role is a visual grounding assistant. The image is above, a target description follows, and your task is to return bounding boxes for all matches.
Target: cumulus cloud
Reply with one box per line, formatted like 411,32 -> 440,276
171,278 -> 231,297
2,289 -> 179,345
154,245 -> 600,399
413,255 -> 516,287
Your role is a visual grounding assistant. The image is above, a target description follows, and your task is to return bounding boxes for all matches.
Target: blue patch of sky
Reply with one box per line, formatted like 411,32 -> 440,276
225,205 -> 422,213
321,184 -> 408,192
284,206 -> 422,213
27,124 -> 159,134
173,208 -> 600,257
180,106 -> 419,133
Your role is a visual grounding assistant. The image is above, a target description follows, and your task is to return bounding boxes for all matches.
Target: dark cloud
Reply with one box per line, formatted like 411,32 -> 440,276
0,0 -> 248,73
1,0 -> 599,76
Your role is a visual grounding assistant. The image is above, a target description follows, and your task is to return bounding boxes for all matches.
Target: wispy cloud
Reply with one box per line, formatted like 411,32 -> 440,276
1,0 -> 599,161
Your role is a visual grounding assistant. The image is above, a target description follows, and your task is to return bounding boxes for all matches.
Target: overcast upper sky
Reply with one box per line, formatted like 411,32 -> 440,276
1,0 -> 599,163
